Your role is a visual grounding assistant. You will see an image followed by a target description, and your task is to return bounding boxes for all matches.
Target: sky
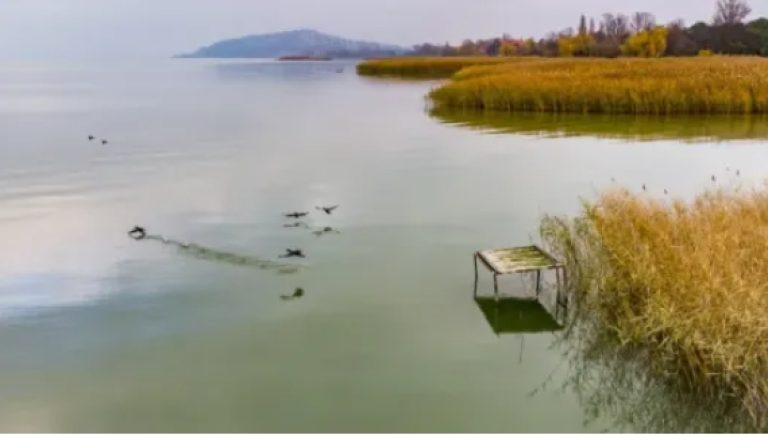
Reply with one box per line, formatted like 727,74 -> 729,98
1,0 -> 768,60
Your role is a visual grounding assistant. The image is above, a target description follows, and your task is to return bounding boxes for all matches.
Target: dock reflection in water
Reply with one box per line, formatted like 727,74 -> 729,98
475,297 -> 563,364
475,297 -> 562,336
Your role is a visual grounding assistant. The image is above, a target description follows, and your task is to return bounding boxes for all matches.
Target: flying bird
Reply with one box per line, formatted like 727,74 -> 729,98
284,212 -> 309,219
128,226 -> 147,240
279,248 -> 305,258
316,205 -> 339,215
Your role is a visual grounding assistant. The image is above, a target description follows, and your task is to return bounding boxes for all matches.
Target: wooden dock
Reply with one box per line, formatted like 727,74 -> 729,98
474,245 -> 567,309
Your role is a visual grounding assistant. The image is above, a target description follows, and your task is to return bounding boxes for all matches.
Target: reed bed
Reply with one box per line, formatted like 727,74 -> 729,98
540,186 -> 768,426
430,57 -> 768,115
355,57 -> 515,79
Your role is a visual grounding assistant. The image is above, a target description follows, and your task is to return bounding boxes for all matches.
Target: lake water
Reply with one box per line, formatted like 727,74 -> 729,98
1,59 -> 767,432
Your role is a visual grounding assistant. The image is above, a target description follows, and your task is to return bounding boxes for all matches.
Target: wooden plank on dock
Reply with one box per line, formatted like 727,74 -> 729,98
477,245 -> 560,274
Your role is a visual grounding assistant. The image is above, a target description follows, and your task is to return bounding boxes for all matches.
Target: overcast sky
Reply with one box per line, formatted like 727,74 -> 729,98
1,0 -> 767,60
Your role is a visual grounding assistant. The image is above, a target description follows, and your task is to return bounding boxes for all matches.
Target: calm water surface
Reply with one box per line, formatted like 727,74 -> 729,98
1,59 -> 767,432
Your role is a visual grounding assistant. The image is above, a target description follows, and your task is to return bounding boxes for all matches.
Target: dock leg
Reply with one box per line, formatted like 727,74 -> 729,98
535,270 -> 541,298
555,266 -> 562,307
562,267 -> 569,291
473,254 -> 479,297
561,266 -> 569,309
493,273 -> 499,301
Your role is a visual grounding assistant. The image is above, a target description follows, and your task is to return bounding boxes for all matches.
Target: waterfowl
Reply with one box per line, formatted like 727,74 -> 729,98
316,205 -> 339,215
312,226 -> 338,236
283,222 -> 307,228
88,135 -> 95,141
284,212 -> 309,219
128,226 -> 147,240
280,287 -> 305,300
279,248 -> 305,258
101,139 -> 108,145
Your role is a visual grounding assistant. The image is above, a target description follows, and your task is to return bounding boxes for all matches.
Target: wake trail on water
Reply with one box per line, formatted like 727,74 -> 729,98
139,234 -> 302,274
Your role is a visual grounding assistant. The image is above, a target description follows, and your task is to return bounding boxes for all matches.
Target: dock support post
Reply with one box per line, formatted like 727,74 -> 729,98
561,266 -> 569,310
535,270 -> 541,297
473,253 -> 479,297
493,273 -> 499,301
555,266 -> 562,307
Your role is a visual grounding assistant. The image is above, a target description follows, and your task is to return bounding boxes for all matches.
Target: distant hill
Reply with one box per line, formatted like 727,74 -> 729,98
177,29 -> 407,59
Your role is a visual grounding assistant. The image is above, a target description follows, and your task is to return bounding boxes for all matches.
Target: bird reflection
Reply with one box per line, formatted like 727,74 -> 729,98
312,226 -> 340,237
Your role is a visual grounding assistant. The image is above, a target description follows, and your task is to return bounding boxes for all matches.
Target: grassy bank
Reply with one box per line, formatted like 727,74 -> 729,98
430,57 -> 768,115
541,186 -> 768,426
355,57 -> 515,79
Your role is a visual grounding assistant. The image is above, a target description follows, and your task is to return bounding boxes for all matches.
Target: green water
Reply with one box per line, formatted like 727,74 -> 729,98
0,59 -> 766,432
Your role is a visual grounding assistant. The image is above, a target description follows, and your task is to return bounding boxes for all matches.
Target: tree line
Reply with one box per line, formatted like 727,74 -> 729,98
411,0 -> 768,58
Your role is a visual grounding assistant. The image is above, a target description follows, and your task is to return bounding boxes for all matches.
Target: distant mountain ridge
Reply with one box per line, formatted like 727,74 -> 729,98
178,29 -> 407,59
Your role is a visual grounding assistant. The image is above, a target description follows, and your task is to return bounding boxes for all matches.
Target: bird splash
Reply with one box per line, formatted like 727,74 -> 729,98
128,226 -> 301,274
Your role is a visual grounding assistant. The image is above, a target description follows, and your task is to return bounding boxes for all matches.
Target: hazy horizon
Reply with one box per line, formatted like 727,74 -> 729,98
2,0 -> 768,61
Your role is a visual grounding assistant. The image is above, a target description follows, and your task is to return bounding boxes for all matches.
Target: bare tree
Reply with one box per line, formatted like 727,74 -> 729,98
602,13 -> 631,42
713,0 -> 751,25
631,12 -> 657,33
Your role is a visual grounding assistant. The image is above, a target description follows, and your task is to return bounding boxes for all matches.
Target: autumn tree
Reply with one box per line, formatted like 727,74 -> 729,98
665,20 -> 699,55
748,17 -> 768,54
457,39 -> 480,56
622,26 -> 669,57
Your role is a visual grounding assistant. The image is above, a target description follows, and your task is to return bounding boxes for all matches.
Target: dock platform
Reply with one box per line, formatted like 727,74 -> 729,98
473,245 -> 567,307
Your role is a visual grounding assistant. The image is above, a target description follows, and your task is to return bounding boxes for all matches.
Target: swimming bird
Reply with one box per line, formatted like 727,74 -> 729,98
88,135 -> 95,141
336,68 -> 344,73
284,212 -> 309,219
128,226 -> 147,240
316,205 -> 339,215
279,248 -> 305,258
280,287 -> 305,301
101,139 -> 108,145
